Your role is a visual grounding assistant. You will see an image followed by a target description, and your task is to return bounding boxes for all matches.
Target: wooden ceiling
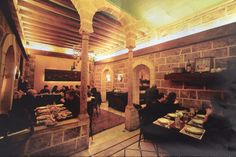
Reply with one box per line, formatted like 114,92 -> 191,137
11,0 -> 128,55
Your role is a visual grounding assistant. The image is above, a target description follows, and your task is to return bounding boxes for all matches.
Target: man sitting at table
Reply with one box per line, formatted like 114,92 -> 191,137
145,84 -> 159,107
61,91 -> 80,117
163,92 -> 183,113
140,92 -> 166,124
40,85 -> 50,94
203,102 -> 232,145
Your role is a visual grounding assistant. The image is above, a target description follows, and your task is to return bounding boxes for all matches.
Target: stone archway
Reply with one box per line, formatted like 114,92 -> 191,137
101,66 -> 114,102
0,34 -> 17,114
132,59 -> 155,104
133,65 -> 150,104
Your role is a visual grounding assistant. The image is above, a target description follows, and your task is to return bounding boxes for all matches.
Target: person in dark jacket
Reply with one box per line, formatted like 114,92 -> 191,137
163,92 -> 183,114
51,85 -> 60,93
63,91 -> 80,117
40,85 -> 50,94
145,85 -> 159,107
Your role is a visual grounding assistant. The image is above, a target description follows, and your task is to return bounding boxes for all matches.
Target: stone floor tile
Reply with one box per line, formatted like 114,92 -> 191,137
140,141 -> 156,152
141,150 -> 158,157
111,150 -> 125,157
125,149 -> 141,157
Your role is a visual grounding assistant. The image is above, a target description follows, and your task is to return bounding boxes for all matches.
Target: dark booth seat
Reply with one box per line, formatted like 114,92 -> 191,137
107,92 -> 128,112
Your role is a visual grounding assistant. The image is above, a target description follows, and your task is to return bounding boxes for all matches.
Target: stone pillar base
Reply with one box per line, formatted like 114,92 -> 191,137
125,105 -> 139,131
21,116 -> 90,156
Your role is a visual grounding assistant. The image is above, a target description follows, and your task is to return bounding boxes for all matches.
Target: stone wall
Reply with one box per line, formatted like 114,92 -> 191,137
11,118 -> 90,156
94,27 -> 236,108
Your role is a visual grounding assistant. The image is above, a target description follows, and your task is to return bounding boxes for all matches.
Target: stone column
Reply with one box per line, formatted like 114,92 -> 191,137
127,48 -> 133,106
80,32 -> 90,116
125,31 -> 139,131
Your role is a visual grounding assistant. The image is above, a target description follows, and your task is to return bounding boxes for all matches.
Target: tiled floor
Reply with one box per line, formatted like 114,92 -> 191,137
72,103 -> 234,157
72,102 -> 139,157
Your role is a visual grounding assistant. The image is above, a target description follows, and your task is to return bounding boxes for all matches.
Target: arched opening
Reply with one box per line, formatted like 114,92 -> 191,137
101,67 -> 114,102
0,46 -> 15,114
132,59 -> 155,105
132,64 -> 150,104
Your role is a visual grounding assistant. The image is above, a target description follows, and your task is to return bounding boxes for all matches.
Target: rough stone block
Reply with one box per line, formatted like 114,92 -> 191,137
213,37 -> 230,48
229,46 -> 236,56
77,137 -> 89,151
53,131 -> 63,145
192,41 -> 212,52
155,72 -> 165,79
155,57 -> 166,64
180,90 -> 197,99
181,47 -> 191,54
81,125 -> 88,136
27,133 -> 51,153
158,88 -> 168,95
197,91 -> 221,100
202,48 -> 228,58
182,99 -> 201,108
159,63 -> 178,72
166,55 -> 183,63
32,140 -> 76,156
160,49 -> 180,57
228,35 -> 236,46
64,126 -> 81,141
184,52 -> 200,62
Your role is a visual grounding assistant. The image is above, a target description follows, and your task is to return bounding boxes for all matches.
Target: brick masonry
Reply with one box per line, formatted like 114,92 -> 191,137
94,33 -> 236,108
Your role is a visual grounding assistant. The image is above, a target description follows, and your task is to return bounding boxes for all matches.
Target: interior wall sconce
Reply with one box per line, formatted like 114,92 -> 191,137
106,73 -> 111,82
117,74 -> 123,82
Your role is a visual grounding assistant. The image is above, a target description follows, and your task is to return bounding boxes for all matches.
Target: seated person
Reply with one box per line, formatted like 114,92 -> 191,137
20,89 -> 38,132
140,92 -> 165,124
69,85 -> 74,91
163,92 -> 183,113
145,84 -> 159,108
61,91 -> 80,117
40,85 -> 50,94
203,103 -> 232,144
51,85 -> 60,93
75,85 -> 80,94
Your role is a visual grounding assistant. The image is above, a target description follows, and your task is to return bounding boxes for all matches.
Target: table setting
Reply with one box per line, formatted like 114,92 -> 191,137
153,109 -> 206,140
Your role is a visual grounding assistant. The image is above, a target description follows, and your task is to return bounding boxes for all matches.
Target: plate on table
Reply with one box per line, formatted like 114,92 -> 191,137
180,125 -> 205,140
185,126 -> 204,135
157,118 -> 169,125
192,118 -> 204,125
196,114 -> 205,119
167,113 -> 177,118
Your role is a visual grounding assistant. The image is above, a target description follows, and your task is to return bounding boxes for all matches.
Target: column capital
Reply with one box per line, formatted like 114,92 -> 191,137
80,31 -> 90,40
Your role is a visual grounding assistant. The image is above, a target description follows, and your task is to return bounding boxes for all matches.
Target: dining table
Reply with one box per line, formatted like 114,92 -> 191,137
141,110 -> 234,156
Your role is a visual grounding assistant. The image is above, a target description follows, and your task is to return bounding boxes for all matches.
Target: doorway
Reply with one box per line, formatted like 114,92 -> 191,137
101,68 -> 114,102
133,64 -> 150,104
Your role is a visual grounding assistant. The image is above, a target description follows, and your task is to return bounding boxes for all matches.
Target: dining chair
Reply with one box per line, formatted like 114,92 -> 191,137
133,103 -> 144,147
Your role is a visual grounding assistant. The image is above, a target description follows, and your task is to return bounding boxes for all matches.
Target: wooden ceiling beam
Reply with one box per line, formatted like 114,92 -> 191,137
25,32 -> 119,48
19,9 -> 79,27
20,16 -> 79,33
48,0 -> 76,11
22,22 -> 80,38
19,0 -> 80,21
19,11 -> 124,42
20,14 -> 79,32
24,28 -> 80,42
25,33 -> 80,45
25,38 -> 74,48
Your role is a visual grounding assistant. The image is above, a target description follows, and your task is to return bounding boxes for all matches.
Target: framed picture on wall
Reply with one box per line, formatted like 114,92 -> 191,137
195,57 -> 213,73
